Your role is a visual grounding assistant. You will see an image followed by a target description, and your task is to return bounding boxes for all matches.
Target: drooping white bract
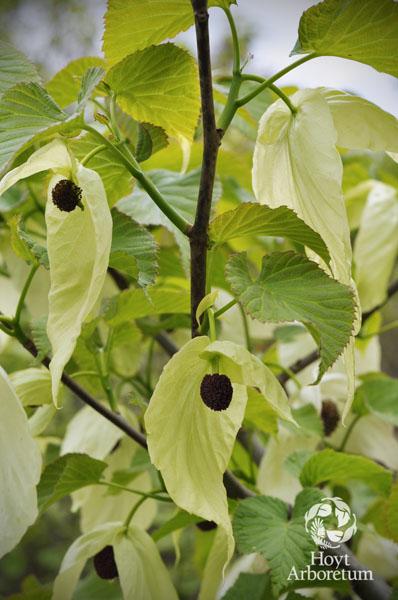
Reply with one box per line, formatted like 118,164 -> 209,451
145,336 -> 293,570
0,367 -> 42,558
52,522 -> 178,600
354,183 -> 398,312
0,139 -> 112,406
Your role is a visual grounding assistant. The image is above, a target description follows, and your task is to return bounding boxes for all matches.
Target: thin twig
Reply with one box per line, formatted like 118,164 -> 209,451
17,332 -> 148,449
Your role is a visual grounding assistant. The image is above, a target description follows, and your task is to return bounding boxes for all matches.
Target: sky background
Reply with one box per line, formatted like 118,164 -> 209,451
1,0 -> 397,116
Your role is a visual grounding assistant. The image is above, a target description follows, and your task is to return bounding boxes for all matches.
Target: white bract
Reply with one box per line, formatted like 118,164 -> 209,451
0,367 -> 42,558
0,139 -> 112,406
145,336 -> 292,569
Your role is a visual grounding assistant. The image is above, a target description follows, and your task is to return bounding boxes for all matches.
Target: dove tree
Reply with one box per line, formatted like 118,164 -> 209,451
0,0 -> 397,599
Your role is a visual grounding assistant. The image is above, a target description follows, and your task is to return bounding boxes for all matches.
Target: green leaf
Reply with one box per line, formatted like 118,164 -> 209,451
105,286 -> 190,325
152,510 -> 201,542
0,82 -> 70,171
292,0 -> 398,77
0,367 -> 42,558
356,376 -> 398,426
243,387 -> 278,435
106,43 -> 200,140
292,487 -> 324,519
145,336 -> 248,567
31,315 -> 51,362
135,122 -> 169,162
70,132 -> 133,206
292,405 -> 323,437
8,576 -> 52,600
109,322 -> 143,378
9,216 -> 49,268
226,251 -> 355,380
299,448 -> 392,496
46,165 -> 112,405
233,495 -> 314,594
110,209 -> 158,287
103,0 -> 232,65
0,40 -> 40,95
209,203 -> 330,265
354,182 -> 398,312
385,482 -> 398,542
37,453 -> 107,512
18,228 -> 49,269
46,56 -> 106,108
253,88 -> 351,284
220,573 -> 272,600
77,66 -> 105,110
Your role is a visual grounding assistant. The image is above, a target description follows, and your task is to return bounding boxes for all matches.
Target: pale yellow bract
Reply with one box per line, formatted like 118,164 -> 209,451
0,139 -> 112,406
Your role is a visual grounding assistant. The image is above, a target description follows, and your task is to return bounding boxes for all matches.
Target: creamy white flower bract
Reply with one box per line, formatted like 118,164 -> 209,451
0,367 -> 42,558
0,139 -> 112,406
145,336 -> 293,570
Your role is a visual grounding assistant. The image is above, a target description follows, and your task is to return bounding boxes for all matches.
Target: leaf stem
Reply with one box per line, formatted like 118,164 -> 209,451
98,481 -> 170,503
214,299 -> 237,318
238,302 -> 252,352
82,124 -> 191,235
94,348 -> 117,411
14,264 -> 39,331
80,144 -> 107,166
241,74 -> 297,114
338,414 -> 361,452
236,53 -> 317,107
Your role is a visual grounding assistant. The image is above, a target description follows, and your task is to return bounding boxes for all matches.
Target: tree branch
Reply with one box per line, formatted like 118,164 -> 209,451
18,332 -> 148,450
190,0 -> 221,336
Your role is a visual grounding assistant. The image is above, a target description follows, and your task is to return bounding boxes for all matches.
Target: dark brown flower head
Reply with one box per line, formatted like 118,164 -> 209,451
200,373 -> 233,411
52,179 -> 82,212
93,545 -> 118,580
321,400 -> 340,436
196,520 -> 218,532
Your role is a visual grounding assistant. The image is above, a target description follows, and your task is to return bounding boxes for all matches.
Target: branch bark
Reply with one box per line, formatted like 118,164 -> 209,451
18,333 -> 148,450
190,0 -> 221,336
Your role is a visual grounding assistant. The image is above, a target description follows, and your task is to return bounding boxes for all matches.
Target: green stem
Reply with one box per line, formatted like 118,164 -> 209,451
124,496 -> 148,528
217,7 -> 242,133
70,370 -> 101,379
214,299 -> 237,319
98,481 -> 171,503
83,124 -> 191,235
94,349 -> 117,411
338,414 -> 361,452
81,144 -> 107,166
238,303 -> 252,352
236,53 -> 317,107
145,338 -> 155,391
241,73 -> 296,114
208,309 -> 217,342
14,264 -> 39,330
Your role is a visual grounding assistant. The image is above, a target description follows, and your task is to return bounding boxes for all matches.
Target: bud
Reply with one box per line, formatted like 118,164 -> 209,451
52,179 -> 82,212
200,373 -> 233,411
93,545 -> 118,580
321,400 -> 340,436
196,520 -> 217,532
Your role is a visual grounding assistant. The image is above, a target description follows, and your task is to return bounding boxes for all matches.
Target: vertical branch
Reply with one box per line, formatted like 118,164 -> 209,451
190,0 -> 221,336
